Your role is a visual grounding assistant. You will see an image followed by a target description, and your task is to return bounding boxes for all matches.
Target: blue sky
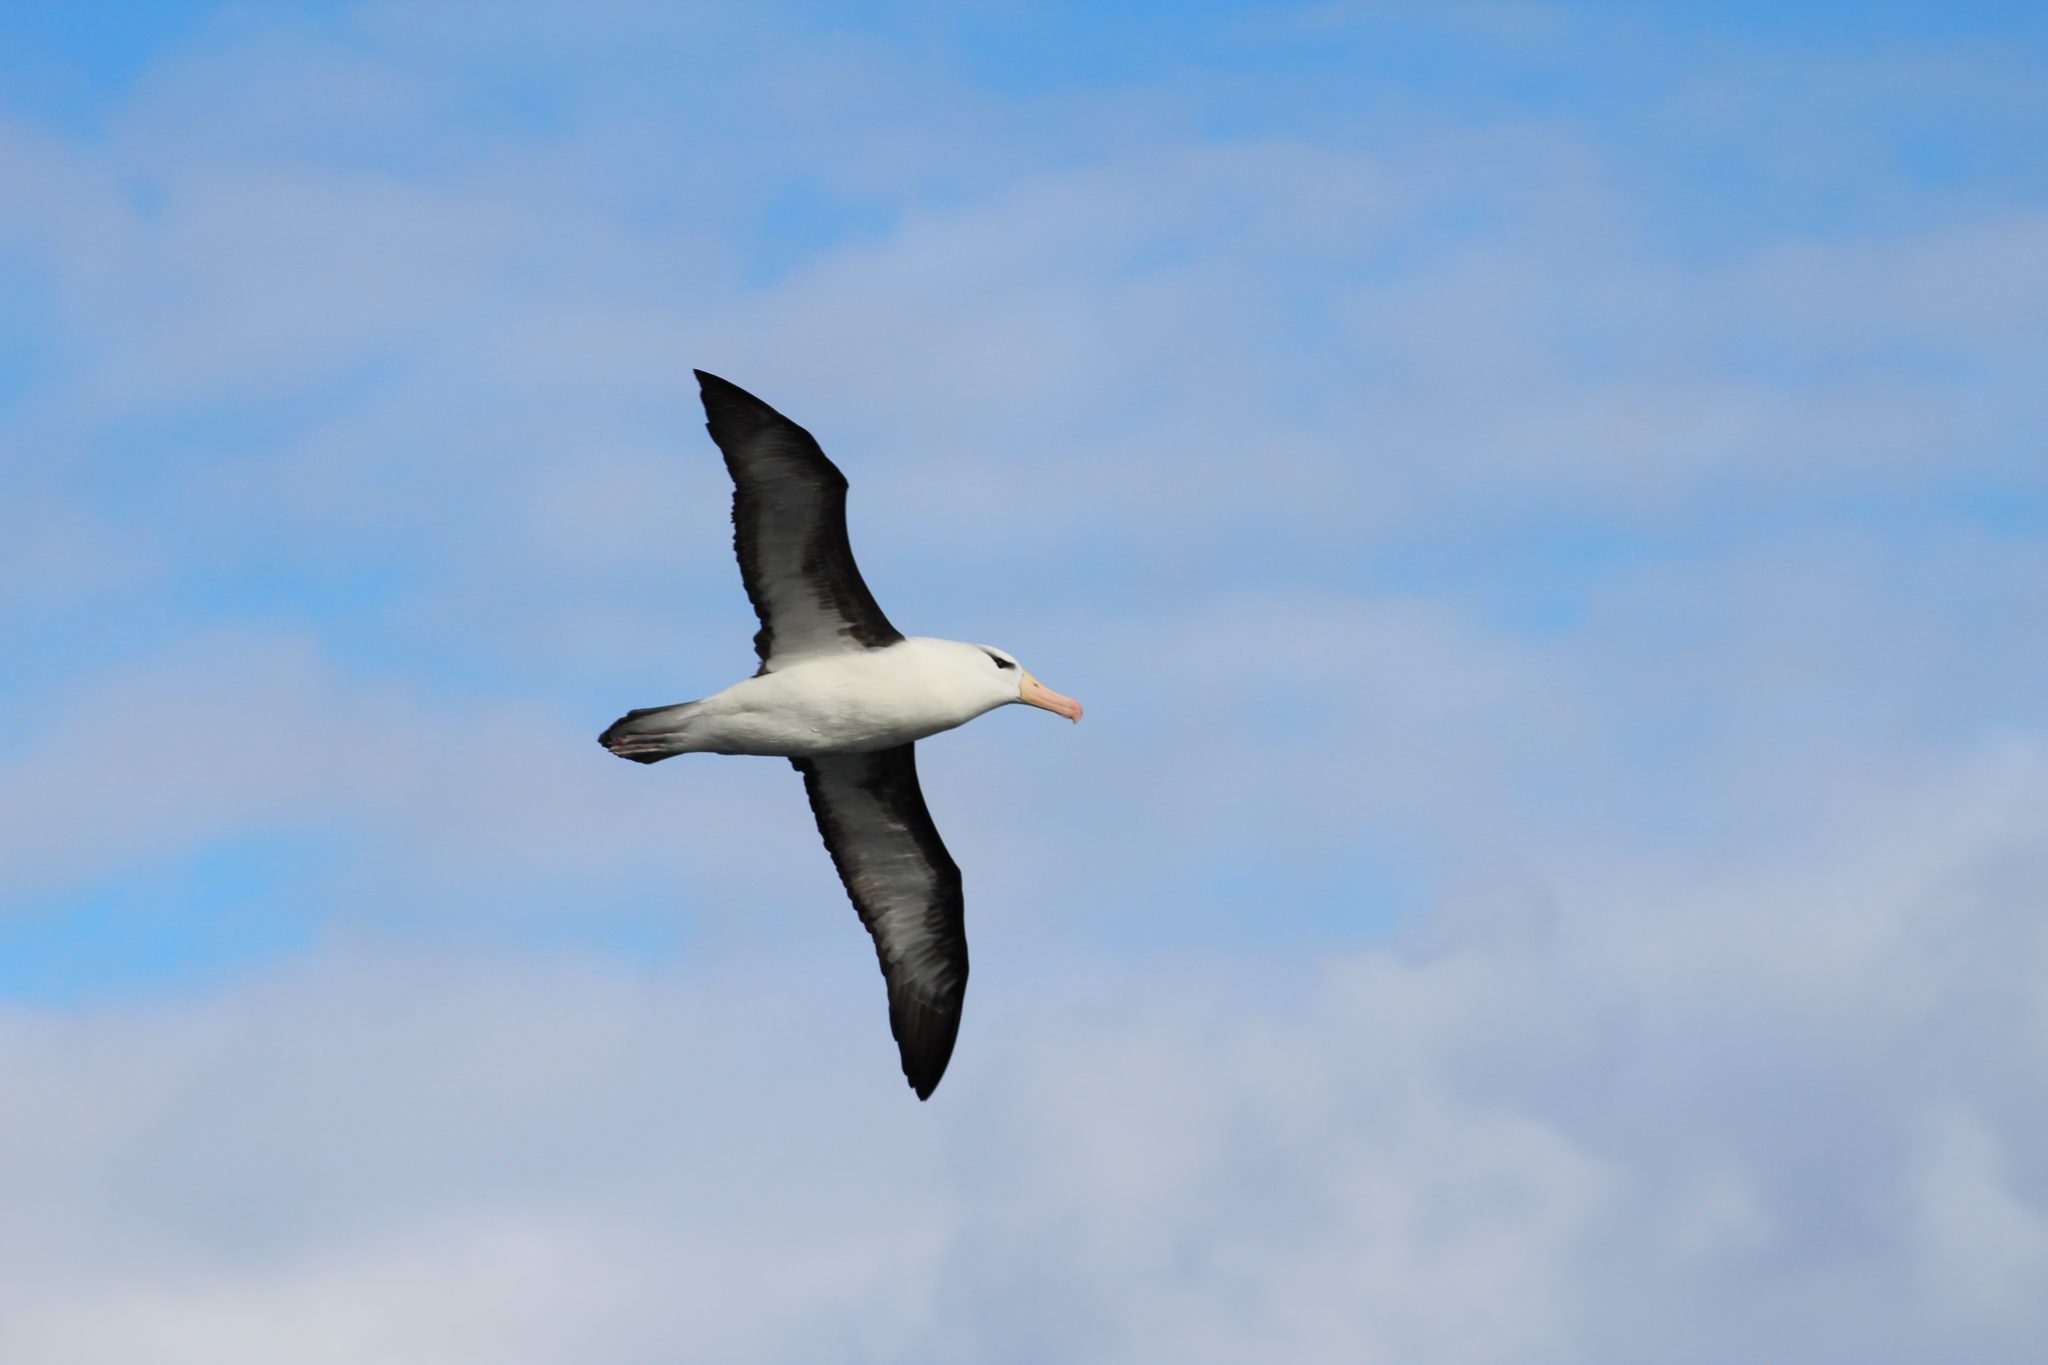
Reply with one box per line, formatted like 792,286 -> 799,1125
3,3 -> 2047,1361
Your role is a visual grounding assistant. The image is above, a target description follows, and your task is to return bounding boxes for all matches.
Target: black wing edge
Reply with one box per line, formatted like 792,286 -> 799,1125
694,369 -> 831,476
692,369 -> 903,668
792,746 -> 968,1101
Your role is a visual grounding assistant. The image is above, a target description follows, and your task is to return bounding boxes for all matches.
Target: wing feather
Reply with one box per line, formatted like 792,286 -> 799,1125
792,745 -> 967,1099
695,370 -> 903,670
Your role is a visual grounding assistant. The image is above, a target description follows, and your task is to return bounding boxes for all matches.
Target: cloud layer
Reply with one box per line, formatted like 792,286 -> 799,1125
4,737 -> 2045,1362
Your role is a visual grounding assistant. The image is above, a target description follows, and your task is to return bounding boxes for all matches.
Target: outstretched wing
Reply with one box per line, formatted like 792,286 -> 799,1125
791,745 -> 968,1100
695,369 -> 903,670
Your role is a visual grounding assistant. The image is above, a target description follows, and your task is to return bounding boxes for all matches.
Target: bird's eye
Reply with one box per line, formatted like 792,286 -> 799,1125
985,651 -> 1015,670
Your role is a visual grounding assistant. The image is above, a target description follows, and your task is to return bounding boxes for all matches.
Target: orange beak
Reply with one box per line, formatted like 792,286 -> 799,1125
1020,674 -> 1083,722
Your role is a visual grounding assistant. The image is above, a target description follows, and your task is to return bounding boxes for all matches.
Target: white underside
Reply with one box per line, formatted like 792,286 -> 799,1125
671,638 -> 1013,756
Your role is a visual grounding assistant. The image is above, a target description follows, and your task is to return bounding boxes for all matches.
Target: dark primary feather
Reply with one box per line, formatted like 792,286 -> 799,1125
791,745 -> 968,1100
694,370 -> 903,670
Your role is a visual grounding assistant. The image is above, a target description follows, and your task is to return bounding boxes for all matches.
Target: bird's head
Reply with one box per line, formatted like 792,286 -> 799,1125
962,643 -> 1084,722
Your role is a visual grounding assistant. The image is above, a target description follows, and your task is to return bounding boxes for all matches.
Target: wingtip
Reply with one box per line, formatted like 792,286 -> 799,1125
903,1050 -> 944,1100
693,369 -> 780,429
893,996 -> 960,1101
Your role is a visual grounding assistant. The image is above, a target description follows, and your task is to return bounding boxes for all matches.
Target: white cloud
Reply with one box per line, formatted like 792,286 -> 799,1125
1918,1111 -> 2048,1324
1,737 -> 2044,1363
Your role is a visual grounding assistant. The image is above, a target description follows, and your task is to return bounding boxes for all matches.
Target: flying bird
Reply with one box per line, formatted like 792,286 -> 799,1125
600,371 -> 1083,1099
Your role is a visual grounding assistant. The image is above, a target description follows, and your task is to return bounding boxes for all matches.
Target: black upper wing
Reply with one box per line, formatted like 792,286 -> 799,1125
695,370 -> 903,670
791,744 -> 968,1100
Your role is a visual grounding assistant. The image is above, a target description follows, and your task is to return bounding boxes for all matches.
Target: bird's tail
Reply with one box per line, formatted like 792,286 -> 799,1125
599,701 -> 701,764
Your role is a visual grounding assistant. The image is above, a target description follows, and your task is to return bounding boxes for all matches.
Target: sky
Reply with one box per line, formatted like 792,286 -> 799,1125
2,1 -> 2047,1360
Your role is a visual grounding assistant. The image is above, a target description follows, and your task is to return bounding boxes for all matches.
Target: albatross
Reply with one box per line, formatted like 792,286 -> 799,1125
599,371 -> 1083,1099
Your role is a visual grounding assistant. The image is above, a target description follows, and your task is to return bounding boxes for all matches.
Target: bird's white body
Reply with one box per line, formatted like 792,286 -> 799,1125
603,637 -> 1076,762
677,639 -> 1017,757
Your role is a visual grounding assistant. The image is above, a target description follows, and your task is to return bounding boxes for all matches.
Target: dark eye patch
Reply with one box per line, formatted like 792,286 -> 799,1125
985,651 -> 1016,670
